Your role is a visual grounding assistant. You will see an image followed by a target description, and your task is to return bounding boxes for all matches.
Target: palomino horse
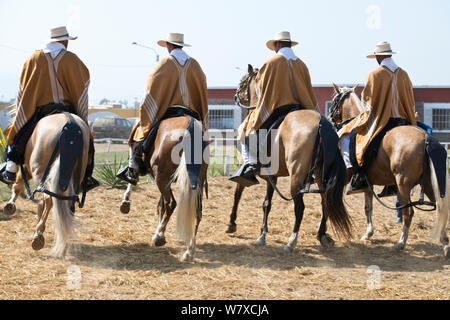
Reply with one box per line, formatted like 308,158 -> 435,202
3,113 -> 90,258
120,115 -> 208,262
227,65 -> 353,251
329,85 -> 449,257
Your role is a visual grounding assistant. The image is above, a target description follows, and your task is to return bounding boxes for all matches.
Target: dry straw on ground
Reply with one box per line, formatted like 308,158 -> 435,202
0,177 -> 448,299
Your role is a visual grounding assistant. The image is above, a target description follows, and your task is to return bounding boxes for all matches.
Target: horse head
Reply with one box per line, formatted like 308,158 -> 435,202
235,64 -> 259,109
329,83 -> 359,130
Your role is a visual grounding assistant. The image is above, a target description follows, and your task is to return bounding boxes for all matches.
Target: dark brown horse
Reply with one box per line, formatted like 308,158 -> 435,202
329,84 -> 449,257
226,65 -> 353,252
120,116 -> 208,262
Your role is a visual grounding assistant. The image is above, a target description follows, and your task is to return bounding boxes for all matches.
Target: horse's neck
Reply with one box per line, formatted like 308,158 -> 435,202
343,93 -> 364,120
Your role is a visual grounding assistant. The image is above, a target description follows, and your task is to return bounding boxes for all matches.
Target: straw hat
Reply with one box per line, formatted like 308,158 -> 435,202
266,31 -> 298,51
49,26 -> 77,42
157,33 -> 191,48
367,41 -> 398,59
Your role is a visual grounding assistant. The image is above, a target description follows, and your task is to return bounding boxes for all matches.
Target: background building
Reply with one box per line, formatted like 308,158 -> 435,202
1,86 -> 449,142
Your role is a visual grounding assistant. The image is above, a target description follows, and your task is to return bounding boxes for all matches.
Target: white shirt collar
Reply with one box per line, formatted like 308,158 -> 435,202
277,47 -> 298,61
381,57 -> 399,73
170,48 -> 190,66
43,42 -> 66,59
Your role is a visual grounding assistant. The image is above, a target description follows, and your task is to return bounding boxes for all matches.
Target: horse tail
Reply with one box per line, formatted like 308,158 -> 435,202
429,159 -> 449,242
316,118 -> 353,239
48,157 -> 80,258
173,152 -> 201,244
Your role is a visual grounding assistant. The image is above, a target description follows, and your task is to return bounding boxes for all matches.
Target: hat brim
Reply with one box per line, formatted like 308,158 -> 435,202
157,40 -> 191,48
266,40 -> 298,51
367,51 -> 397,59
49,35 -> 77,42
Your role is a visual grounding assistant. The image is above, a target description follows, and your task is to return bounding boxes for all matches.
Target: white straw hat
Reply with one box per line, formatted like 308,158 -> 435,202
49,26 -> 77,42
367,41 -> 398,59
266,31 -> 298,51
157,33 -> 191,48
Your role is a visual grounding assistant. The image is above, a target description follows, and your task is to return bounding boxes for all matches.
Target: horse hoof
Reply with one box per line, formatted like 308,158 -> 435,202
181,252 -> 193,262
226,223 -> 237,234
320,235 -> 335,248
120,201 -> 130,214
31,234 -> 45,251
444,245 -> 450,258
391,243 -> 405,252
255,237 -> 266,246
440,236 -> 449,246
152,235 -> 166,247
283,245 -> 294,254
3,203 -> 16,216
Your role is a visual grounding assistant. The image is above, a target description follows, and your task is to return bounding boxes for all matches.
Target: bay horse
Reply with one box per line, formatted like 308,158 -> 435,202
227,65 -> 353,252
120,115 -> 208,262
329,84 -> 449,257
3,112 -> 90,258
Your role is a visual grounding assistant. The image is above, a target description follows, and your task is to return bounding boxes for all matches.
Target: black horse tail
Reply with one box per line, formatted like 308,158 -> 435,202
315,116 -> 353,240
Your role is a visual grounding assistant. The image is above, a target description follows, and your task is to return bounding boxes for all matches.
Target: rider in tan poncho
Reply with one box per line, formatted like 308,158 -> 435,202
231,31 -> 317,185
118,33 -> 208,185
0,26 -> 99,190
339,41 -> 416,194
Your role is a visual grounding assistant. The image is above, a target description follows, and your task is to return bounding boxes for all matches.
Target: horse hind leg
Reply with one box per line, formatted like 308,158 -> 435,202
152,192 -> 176,247
256,181 -> 275,246
120,183 -> 133,214
391,183 -> 414,251
317,206 -> 335,248
31,195 -> 52,251
360,191 -> 375,240
284,194 -> 305,254
226,183 -> 245,234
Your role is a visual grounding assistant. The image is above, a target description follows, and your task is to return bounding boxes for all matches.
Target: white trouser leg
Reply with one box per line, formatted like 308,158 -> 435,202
6,161 -> 17,173
340,134 -> 353,169
241,143 -> 257,165
128,147 -> 138,170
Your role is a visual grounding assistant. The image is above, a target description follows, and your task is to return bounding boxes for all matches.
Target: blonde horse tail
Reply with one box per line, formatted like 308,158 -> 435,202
429,159 -> 449,242
48,158 -> 79,258
174,152 -> 200,244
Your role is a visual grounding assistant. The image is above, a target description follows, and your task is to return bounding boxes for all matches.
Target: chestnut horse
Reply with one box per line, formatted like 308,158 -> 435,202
329,85 -> 449,257
120,116 -> 208,262
227,65 -> 353,252
3,113 -> 90,258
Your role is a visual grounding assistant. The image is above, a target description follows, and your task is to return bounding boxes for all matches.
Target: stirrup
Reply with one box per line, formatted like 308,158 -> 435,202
229,164 -> 259,187
377,185 -> 397,198
116,166 -> 138,186
346,173 -> 369,195
0,163 -> 16,185
85,177 -> 101,192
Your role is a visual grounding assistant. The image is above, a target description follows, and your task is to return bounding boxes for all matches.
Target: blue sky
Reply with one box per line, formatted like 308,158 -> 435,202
1,0 -> 449,104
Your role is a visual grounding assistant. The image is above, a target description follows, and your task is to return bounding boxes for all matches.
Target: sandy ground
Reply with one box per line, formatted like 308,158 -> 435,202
0,177 -> 448,300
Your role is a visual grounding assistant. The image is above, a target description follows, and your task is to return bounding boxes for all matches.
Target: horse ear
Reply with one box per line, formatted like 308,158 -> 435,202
332,83 -> 340,94
248,64 -> 253,73
352,84 -> 358,92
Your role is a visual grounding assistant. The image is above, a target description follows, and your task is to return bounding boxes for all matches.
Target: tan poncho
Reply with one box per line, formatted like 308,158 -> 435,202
242,54 -> 317,137
338,66 -> 416,167
131,55 -> 208,143
5,49 -> 90,145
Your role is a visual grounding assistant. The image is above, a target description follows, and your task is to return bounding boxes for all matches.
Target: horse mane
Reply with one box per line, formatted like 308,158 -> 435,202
235,67 -> 259,108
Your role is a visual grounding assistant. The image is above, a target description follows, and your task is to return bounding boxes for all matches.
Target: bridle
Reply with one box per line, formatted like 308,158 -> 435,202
234,70 -> 258,109
329,89 -> 356,131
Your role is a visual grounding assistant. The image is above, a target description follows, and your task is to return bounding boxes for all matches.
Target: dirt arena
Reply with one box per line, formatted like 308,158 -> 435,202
0,177 -> 448,300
